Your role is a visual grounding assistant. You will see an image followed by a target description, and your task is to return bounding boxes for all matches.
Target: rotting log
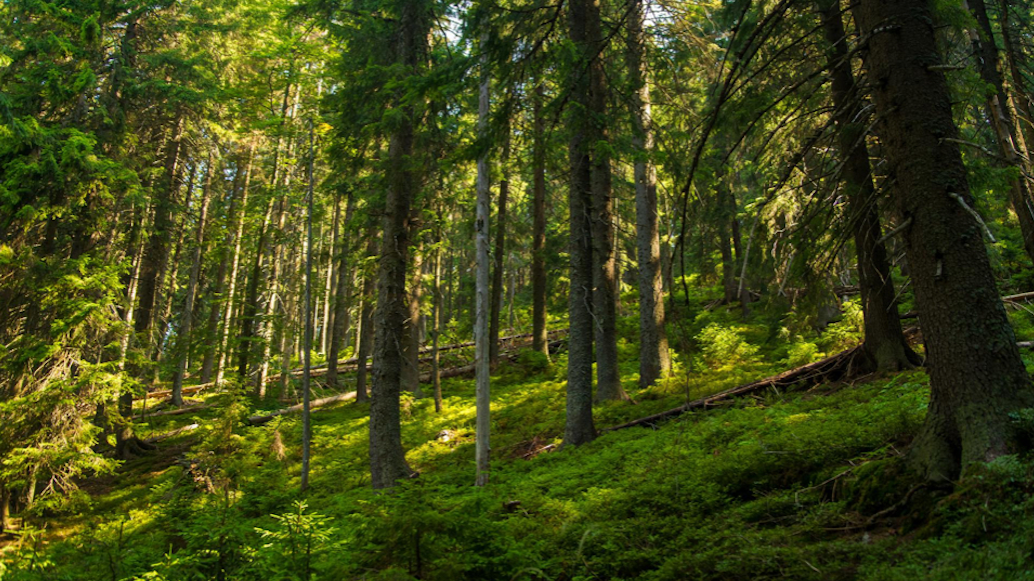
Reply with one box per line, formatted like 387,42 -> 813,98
248,392 -> 356,425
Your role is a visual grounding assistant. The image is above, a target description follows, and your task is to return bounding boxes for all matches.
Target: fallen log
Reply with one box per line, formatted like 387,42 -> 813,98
247,392 -> 356,426
132,404 -> 213,421
145,423 -> 200,444
1003,291 -> 1034,303
605,346 -> 863,432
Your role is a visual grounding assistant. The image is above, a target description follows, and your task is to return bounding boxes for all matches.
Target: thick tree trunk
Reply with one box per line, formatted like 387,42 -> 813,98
999,0 -> 1034,156
532,84 -> 550,358
628,0 -> 670,388
327,193 -> 356,389
172,153 -> 215,406
564,0 -> 598,446
474,37 -> 492,486
965,0 -> 1034,263
489,131 -> 510,366
369,0 -> 428,489
119,115 -> 183,459
0,487 -> 10,533
356,234 -> 377,403
586,0 -> 625,404
856,0 -> 1034,481
818,0 -> 917,373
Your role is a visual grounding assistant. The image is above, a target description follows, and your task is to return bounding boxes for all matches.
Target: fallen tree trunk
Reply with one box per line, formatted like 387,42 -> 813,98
145,423 -> 200,444
247,392 -> 356,425
132,404 -> 213,421
606,346 -> 863,432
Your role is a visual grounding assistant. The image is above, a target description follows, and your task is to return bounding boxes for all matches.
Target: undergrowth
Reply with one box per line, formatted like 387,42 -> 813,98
3,294 -> 1034,580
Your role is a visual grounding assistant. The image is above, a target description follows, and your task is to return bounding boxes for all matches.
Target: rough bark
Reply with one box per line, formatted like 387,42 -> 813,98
400,232 -> 425,397
432,213 -> 444,413
368,0 -> 427,489
818,0 -> 917,373
301,119 -> 316,493
586,0 -> 625,404
628,0 -> 670,388
172,153 -> 215,407
856,0 -> 1034,481
321,195 -> 341,354
564,0 -> 598,446
532,84 -> 549,358
474,36 -> 492,486
999,0 -> 1034,156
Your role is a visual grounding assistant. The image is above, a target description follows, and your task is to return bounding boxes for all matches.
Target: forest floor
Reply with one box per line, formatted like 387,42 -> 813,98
3,291 -> 1034,580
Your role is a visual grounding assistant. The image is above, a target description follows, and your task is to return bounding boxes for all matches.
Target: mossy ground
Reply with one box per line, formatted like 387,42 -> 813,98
4,291 -> 1034,580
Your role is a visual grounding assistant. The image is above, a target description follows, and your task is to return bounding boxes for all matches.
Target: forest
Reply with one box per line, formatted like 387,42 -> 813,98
4,0 -> 1034,578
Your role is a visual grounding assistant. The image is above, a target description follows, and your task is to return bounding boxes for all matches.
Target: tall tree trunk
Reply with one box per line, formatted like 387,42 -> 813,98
214,143 -> 254,386
564,0 -> 598,446
432,212 -> 444,413
588,0 -> 626,403
474,34 -> 492,486
0,487 -> 10,533
856,0 -> 1034,481
301,119 -> 316,493
818,0 -> 918,373
257,193 -> 289,396
999,0 -> 1034,156
151,163 -> 192,385
356,233 -> 378,403
172,152 -> 215,406
401,233 -> 425,397
532,84 -> 549,357
369,0 -> 427,489
321,195 -> 342,354
965,0 -> 1034,263
327,193 -> 356,389
119,115 -> 184,459
489,129 -> 510,366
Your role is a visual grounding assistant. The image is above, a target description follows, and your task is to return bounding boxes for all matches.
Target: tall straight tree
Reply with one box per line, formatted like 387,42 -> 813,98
301,119 -> 316,492
474,31 -> 493,487
564,0 -> 599,446
489,125 -> 510,366
627,0 -> 670,388
531,83 -> 549,357
326,191 -> 356,389
586,0 -> 626,403
856,0 -> 1034,481
817,0 -> 917,373
368,0 -> 429,490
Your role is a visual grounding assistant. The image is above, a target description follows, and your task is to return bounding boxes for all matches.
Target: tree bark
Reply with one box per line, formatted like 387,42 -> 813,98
818,0 -> 917,373
628,0 -> 670,388
401,232 -> 425,397
564,0 -> 598,446
999,0 -> 1034,157
119,115 -> 183,459
172,152 -> 215,407
432,212 -> 444,413
301,119 -> 316,493
356,234 -> 377,403
586,0 -> 625,404
474,35 -> 492,486
327,193 -> 356,389
369,0 -> 428,489
856,0 -> 1034,481
532,84 -> 550,358
489,129 -> 510,366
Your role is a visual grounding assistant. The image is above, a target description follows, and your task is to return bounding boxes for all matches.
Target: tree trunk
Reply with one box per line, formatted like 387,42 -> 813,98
119,115 -> 183,459
627,2 -> 670,388
172,152 -> 215,406
356,234 -> 377,403
532,84 -> 549,358
321,195 -> 342,354
432,213 -> 444,413
489,129 -> 510,366
0,487 -> 10,533
564,0 -> 598,445
327,193 -> 356,389
474,35 -> 492,486
999,0 -> 1034,157
301,119 -> 316,493
588,0 -> 626,404
401,232 -> 425,397
818,0 -> 917,373
369,0 -> 427,489
965,0 -> 1034,263
856,0 -> 1034,481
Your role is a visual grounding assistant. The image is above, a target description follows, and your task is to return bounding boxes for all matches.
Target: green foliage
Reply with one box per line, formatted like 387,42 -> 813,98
696,322 -> 760,370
